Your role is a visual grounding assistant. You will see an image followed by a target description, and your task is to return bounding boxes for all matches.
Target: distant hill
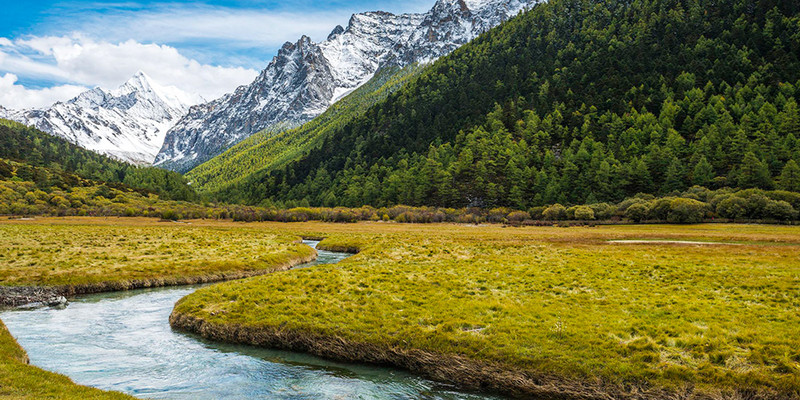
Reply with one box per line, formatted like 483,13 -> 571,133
218,0 -> 800,208
0,119 -> 196,201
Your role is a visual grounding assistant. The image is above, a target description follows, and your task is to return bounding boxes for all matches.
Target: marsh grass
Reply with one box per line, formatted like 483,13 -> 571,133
0,217 -> 316,398
173,221 -> 800,398
0,218 -> 313,287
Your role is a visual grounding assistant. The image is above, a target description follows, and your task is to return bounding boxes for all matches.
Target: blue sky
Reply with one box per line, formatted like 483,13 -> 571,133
0,0 -> 432,108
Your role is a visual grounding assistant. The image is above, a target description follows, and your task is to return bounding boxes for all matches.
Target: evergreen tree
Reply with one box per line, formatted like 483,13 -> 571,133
737,152 -> 773,189
692,156 -> 714,187
663,158 -> 686,193
778,160 -> 800,192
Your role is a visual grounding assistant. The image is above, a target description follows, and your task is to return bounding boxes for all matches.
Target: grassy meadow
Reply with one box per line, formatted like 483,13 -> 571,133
1,218 -> 798,399
0,217 -> 315,399
0,218 -> 314,287
171,221 -> 800,399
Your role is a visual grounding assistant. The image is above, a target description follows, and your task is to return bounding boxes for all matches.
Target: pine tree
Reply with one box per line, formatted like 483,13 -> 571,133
778,160 -> 800,192
737,152 -> 773,189
663,158 -> 686,193
692,156 -> 714,187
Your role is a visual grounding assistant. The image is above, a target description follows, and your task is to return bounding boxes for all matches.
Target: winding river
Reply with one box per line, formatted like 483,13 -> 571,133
1,241 -> 500,399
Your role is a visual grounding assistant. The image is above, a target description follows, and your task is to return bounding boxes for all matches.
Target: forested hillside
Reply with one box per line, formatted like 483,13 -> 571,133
187,65 -> 424,195
217,0 -> 800,208
0,119 -> 196,201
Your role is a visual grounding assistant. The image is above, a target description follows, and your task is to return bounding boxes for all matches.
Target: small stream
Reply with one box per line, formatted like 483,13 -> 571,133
1,240 -> 500,400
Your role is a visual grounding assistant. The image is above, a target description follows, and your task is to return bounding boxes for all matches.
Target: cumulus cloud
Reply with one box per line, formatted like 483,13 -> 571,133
0,35 -> 258,109
0,73 -> 87,109
0,0 -> 435,110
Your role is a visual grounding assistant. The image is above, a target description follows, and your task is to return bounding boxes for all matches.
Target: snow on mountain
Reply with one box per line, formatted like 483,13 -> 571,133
2,71 -> 202,165
155,0 -> 538,172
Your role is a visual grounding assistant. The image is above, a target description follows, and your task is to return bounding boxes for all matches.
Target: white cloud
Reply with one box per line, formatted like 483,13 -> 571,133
84,7 -> 347,48
0,1 -> 437,110
0,35 -> 259,109
0,73 -> 87,109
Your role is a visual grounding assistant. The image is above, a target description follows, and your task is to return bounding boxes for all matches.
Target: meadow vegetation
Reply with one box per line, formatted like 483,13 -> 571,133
0,218 -> 314,288
172,222 -> 800,399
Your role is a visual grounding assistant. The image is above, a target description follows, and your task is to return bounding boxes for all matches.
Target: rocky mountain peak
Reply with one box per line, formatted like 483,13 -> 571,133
3,72 -> 198,165
328,25 -> 345,40
154,0 -> 539,172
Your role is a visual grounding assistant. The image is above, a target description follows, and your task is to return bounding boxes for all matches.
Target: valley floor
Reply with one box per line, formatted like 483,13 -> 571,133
2,218 -> 799,399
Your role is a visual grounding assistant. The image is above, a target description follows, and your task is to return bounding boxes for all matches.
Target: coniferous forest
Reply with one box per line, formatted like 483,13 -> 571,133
212,0 -> 800,210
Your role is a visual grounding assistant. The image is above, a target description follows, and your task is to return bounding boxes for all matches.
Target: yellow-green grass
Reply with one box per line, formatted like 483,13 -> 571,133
172,222 -> 800,399
0,217 -> 315,288
0,319 -> 133,399
0,217 -> 315,398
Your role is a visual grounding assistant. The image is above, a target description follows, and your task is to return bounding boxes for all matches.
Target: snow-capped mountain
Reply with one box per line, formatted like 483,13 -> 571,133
3,71 -> 202,165
155,0 -> 537,172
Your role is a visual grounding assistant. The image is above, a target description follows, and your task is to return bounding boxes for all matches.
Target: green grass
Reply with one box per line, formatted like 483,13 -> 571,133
174,222 -> 800,398
0,218 -> 314,287
0,217 -> 316,399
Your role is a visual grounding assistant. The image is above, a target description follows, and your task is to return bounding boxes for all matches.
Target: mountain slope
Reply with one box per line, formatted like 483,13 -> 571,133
222,0 -> 800,208
154,0 -> 537,173
2,72 -> 200,165
186,64 -> 424,195
0,119 -> 196,201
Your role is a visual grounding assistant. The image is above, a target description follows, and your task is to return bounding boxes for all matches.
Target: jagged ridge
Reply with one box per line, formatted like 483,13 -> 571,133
155,0 -> 538,172
1,72 -> 201,165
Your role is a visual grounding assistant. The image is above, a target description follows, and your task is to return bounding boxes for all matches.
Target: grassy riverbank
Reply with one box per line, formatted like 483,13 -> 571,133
0,320 -> 132,399
0,217 -> 318,397
0,217 -> 315,290
172,222 -> 800,399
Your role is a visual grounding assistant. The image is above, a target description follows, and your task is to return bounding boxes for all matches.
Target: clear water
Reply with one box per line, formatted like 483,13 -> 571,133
1,241 -> 501,400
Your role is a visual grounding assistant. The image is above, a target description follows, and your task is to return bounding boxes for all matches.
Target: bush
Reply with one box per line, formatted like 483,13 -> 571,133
716,197 -> 748,219
647,198 -> 673,221
667,198 -> 707,223
487,208 -> 510,223
528,206 -> 546,220
542,204 -> 567,221
160,209 -> 179,221
506,211 -> 530,223
763,200 -> 797,221
625,203 -> 649,222
588,203 -> 615,220
572,206 -> 595,220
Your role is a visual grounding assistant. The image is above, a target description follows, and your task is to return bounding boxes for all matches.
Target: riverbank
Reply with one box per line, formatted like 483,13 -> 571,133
170,222 -> 800,400
0,218 -> 316,307
169,311 -> 686,399
0,217 -> 320,398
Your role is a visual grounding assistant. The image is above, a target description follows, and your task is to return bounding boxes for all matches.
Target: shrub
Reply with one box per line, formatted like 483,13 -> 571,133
542,204 -> 567,221
716,197 -> 748,219
160,209 -> 179,221
763,200 -> 797,221
506,211 -> 530,223
588,203 -> 615,220
667,198 -> 707,223
528,206 -> 546,220
625,203 -> 649,222
487,208 -> 510,223
647,198 -> 673,221
573,206 -> 595,220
